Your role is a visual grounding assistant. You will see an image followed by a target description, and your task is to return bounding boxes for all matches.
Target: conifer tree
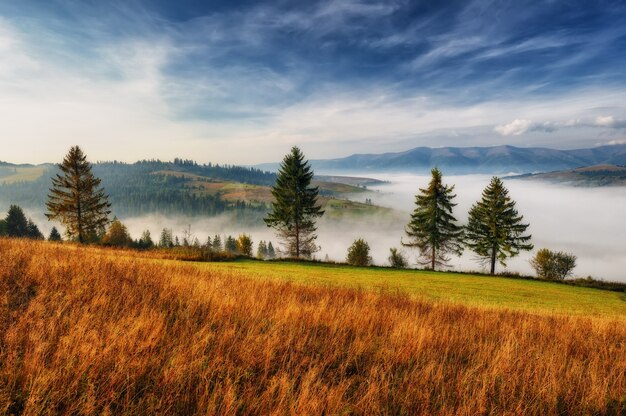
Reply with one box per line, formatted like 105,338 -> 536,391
402,168 -> 463,270
26,219 -> 44,240
267,242 -> 276,259
48,226 -> 62,242
46,146 -> 111,243
159,228 -> 173,248
225,235 -> 237,253
212,234 -> 222,251
139,230 -> 154,249
465,177 -> 533,274
5,205 -> 29,237
257,240 -> 268,259
264,147 -> 324,258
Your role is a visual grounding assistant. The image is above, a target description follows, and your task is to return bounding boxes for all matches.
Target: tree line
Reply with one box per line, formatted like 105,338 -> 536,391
1,145 -> 577,281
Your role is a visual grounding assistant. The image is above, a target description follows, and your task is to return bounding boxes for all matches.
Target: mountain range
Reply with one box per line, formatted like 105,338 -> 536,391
257,144 -> 626,174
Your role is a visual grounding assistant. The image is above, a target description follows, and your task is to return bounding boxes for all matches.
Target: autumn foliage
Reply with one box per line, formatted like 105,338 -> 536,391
0,239 -> 624,414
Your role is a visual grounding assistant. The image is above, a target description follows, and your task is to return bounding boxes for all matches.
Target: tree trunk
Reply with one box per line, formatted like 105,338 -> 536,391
295,221 -> 300,258
490,246 -> 496,275
431,247 -> 436,270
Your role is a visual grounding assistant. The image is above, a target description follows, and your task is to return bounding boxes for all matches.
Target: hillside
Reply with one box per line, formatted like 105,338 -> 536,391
509,164 -> 626,186
1,239 -> 624,414
257,144 -> 626,174
0,160 -> 384,220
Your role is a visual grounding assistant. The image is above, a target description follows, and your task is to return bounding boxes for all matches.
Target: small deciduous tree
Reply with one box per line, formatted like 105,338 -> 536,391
346,238 -> 372,266
388,247 -> 408,268
101,218 -> 132,247
530,248 -> 577,280
46,146 -> 111,243
236,234 -> 253,257
465,177 -> 533,274
402,168 -> 463,270
264,147 -> 324,258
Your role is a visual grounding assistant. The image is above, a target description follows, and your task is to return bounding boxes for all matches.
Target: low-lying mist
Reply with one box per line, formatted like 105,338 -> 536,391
9,173 -> 626,282
118,173 -> 626,282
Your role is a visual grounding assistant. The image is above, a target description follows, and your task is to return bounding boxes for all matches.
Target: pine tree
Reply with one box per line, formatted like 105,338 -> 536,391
225,236 -> 237,253
5,205 -> 29,237
46,146 -> 111,243
402,168 -> 463,270
48,226 -> 62,242
212,234 -> 222,251
264,147 -> 324,258
205,235 -> 213,250
26,219 -> 44,240
159,228 -> 173,248
267,242 -> 276,259
465,177 -> 533,274
257,240 -> 268,259
139,230 -> 154,249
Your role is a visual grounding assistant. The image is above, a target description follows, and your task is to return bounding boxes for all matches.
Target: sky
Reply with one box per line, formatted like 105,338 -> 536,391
1,0 -> 625,165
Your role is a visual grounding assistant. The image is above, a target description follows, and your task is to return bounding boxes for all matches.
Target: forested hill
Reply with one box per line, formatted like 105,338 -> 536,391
0,159 -> 275,218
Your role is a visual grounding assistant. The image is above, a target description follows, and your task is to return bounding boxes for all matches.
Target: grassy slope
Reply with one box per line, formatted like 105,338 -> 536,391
189,260 -> 626,318
0,166 -> 47,184
2,239 -> 625,414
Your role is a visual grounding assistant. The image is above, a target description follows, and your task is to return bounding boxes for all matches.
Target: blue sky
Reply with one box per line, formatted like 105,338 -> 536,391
1,0 -> 625,164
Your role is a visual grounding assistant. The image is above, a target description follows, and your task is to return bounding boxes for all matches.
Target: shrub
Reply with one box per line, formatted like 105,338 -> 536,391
530,248 -> 577,280
346,238 -> 372,266
388,247 -> 408,268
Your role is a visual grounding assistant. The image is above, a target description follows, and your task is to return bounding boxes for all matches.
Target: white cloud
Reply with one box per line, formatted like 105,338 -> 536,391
494,119 -> 533,136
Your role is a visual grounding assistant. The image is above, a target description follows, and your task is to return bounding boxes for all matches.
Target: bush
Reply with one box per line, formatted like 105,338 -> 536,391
388,247 -> 408,268
530,248 -> 577,281
346,238 -> 372,266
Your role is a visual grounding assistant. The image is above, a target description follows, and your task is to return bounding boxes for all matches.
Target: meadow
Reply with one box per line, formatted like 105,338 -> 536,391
1,238 -> 625,414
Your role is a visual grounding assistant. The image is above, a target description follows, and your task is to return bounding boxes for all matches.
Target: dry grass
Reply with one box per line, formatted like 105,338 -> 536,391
0,239 -> 624,415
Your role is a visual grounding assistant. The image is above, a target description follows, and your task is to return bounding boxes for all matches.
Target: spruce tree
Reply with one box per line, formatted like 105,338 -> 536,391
225,235 -> 237,253
257,240 -> 268,259
264,147 -> 324,258
212,234 -> 222,251
465,177 -> 533,274
402,168 -> 463,270
5,205 -> 29,237
48,226 -> 62,242
46,146 -> 111,243
267,242 -> 276,259
26,219 -> 44,240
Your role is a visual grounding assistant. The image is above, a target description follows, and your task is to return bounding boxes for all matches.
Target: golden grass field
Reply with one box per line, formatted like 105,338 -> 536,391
0,239 -> 625,415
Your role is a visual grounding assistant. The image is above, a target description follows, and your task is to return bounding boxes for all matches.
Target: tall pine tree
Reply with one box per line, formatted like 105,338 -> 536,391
264,147 -> 324,258
465,177 -> 533,274
46,146 -> 111,243
402,168 -> 463,270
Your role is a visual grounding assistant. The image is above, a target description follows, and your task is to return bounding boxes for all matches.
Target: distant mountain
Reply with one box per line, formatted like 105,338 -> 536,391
257,144 -> 626,174
508,164 -> 626,186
